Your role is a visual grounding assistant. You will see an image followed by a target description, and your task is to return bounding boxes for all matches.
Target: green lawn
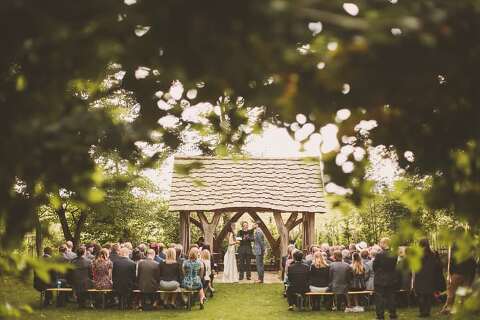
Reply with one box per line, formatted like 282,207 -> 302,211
1,277 -> 448,320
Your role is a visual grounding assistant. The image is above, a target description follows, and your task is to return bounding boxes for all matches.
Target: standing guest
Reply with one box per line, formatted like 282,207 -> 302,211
33,247 -> 56,307
159,248 -> 181,308
286,250 -> 310,311
414,238 -> 445,318
92,248 -> 113,289
329,250 -> 353,311
112,247 -> 136,309
441,245 -> 477,314
373,237 -> 398,320
65,240 -> 77,260
350,252 -> 367,311
69,246 -> 93,308
182,247 -> 206,309
309,251 -> 330,310
237,221 -> 254,281
137,249 -> 160,310
200,249 -> 214,297
253,220 -> 266,283
109,244 -> 121,265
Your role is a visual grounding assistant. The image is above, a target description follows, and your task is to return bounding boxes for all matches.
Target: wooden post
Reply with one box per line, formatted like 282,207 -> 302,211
274,212 -> 289,258
198,211 -> 222,251
179,211 -> 190,253
302,212 -> 315,250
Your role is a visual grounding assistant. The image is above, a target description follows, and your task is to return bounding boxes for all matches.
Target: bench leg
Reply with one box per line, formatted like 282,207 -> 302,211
188,293 -> 192,311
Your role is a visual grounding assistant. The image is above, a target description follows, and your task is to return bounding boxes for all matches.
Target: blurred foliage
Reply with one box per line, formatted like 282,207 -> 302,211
1,0 -> 480,317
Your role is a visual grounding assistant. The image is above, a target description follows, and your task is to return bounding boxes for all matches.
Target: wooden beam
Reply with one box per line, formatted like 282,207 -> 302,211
247,211 -> 278,254
214,212 -> 243,252
197,211 -> 223,251
190,217 -> 203,231
273,212 -> 289,258
302,212 -> 315,250
179,211 -> 190,253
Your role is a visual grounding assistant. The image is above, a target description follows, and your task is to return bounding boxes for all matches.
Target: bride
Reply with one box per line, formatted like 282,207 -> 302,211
222,223 -> 239,283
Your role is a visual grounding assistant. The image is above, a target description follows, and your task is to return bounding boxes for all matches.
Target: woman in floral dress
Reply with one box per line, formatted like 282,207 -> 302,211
182,247 -> 206,308
92,248 -> 113,289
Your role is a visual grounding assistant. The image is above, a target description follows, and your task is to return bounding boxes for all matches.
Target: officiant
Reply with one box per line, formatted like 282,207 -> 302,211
237,221 -> 254,280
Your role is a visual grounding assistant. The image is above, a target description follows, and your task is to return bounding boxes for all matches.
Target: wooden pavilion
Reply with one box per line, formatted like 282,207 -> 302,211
168,156 -> 327,261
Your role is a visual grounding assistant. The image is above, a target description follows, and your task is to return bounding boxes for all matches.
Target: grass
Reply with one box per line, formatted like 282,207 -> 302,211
0,276 -> 448,320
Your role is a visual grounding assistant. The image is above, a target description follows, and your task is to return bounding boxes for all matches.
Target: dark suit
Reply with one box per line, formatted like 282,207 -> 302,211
286,262 -> 310,306
237,229 -> 254,279
137,259 -> 160,308
69,256 -> 93,308
33,254 -> 57,306
329,261 -> 352,310
414,253 -> 444,317
109,252 -> 121,265
373,249 -> 398,319
112,256 -> 136,309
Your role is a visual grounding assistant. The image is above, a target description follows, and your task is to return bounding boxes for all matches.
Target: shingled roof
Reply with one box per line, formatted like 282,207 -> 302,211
169,156 -> 327,213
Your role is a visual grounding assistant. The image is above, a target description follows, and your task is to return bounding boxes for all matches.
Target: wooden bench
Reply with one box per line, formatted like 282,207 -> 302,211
299,290 -> 408,311
42,288 -> 200,310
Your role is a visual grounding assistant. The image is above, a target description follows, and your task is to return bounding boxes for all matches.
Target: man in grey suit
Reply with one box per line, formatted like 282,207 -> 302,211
253,221 -> 266,283
137,249 -> 160,310
329,250 -> 353,311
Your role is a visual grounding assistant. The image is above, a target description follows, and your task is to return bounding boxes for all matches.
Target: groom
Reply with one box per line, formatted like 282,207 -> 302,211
253,220 -> 266,283
237,221 -> 254,280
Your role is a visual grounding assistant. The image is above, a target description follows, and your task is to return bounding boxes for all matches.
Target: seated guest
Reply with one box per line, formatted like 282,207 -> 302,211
329,250 -> 352,311
363,249 -> 375,291
65,240 -> 77,261
55,245 -> 70,307
342,249 -> 352,264
112,247 -> 136,309
350,252 -> 367,311
157,243 -> 166,260
159,248 -> 181,308
202,244 -> 217,291
414,239 -> 445,318
373,237 -> 398,320
93,248 -> 113,289
109,244 -> 121,265
33,247 -> 56,307
137,249 -> 160,310
182,247 -> 206,309
69,246 -> 93,308
309,251 -> 330,310
286,250 -> 309,311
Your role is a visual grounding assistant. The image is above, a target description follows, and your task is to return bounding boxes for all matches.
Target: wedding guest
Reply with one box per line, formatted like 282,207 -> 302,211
137,249 -> 160,310
182,247 -> 206,309
441,245 -> 477,314
364,249 -> 376,291
33,247 -> 56,307
70,246 -> 93,308
253,220 -> 266,283
109,244 -> 121,265
200,249 -> 214,297
350,252 -> 367,311
157,243 -> 166,261
286,250 -> 310,311
373,237 -> 398,320
309,251 -> 330,310
65,240 -> 77,260
329,250 -> 352,311
93,248 -> 113,289
342,249 -> 352,264
159,248 -> 181,308
112,247 -> 136,309
414,238 -> 445,318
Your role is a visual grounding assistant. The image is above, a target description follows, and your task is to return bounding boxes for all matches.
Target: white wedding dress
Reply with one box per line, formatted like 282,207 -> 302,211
222,233 -> 239,283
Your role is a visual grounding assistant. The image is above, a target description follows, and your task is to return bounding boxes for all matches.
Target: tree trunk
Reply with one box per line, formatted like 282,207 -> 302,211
34,212 -> 43,257
73,210 -> 88,250
274,212 -> 289,259
57,205 -> 73,242
198,212 -> 222,251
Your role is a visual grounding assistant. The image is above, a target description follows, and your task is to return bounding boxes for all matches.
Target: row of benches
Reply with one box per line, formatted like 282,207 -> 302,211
293,290 -> 409,311
41,287 -> 200,310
